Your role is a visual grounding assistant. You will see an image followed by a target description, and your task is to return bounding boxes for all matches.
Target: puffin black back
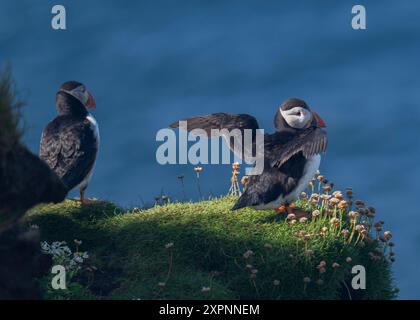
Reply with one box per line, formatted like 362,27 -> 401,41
40,81 -> 99,203
2,0 -> 415,307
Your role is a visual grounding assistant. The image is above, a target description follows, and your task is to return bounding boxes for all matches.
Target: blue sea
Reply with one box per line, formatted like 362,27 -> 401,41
1,0 -> 419,299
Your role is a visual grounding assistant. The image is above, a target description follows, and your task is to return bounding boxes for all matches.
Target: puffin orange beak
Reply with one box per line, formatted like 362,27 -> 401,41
312,112 -> 326,128
86,91 -> 96,109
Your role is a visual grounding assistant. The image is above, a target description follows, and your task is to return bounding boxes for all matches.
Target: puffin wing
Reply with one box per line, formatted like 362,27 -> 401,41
232,166 -> 303,210
170,113 -> 260,160
268,128 -> 328,169
40,118 -> 98,190
233,129 -> 326,210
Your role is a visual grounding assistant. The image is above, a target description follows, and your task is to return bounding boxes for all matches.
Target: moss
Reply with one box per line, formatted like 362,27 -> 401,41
26,197 -> 396,300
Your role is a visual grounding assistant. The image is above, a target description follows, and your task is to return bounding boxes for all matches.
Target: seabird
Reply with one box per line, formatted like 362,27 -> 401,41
170,98 -> 327,212
40,81 -> 99,205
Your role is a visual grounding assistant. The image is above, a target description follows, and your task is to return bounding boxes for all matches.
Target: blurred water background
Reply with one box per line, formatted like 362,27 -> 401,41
1,0 -> 419,299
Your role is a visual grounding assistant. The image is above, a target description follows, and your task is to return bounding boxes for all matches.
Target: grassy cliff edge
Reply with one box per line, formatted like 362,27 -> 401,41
26,197 -> 396,300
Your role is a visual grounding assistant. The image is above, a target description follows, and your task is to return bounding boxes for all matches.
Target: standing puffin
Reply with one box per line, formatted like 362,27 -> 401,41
170,98 -> 327,212
40,81 -> 99,205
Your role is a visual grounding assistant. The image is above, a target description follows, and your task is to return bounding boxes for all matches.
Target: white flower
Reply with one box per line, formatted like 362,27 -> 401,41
312,210 -> 321,218
384,231 -> 392,240
41,241 -> 50,251
243,250 -> 254,259
286,213 -> 296,220
40,240 -> 89,275
165,242 -> 174,249
299,217 -> 308,223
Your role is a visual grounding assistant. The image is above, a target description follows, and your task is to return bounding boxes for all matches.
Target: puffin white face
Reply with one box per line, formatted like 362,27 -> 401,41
61,85 -> 96,109
280,106 -> 313,129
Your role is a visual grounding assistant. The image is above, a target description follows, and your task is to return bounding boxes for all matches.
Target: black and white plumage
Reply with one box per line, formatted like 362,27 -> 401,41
170,98 -> 327,211
40,81 -> 99,204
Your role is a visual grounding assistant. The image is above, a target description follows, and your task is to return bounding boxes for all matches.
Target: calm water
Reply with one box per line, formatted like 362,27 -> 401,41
1,0 -> 419,299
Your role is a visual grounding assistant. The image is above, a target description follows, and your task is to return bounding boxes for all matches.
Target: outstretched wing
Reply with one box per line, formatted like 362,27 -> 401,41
268,128 -> 328,168
170,113 -> 260,135
170,113 -> 261,160
40,117 -> 98,190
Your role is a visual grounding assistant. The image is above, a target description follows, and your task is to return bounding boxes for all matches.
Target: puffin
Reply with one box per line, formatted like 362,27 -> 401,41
170,98 -> 327,212
39,81 -> 99,205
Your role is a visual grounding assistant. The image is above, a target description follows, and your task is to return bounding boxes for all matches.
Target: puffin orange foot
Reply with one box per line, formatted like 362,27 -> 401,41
81,198 -> 96,206
275,205 -> 287,213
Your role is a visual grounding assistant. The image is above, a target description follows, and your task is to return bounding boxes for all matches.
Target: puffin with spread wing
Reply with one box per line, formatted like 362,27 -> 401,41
170,98 -> 327,212
39,81 -> 99,205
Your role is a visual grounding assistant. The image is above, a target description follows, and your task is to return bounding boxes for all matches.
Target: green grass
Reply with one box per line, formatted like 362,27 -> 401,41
26,196 -> 396,300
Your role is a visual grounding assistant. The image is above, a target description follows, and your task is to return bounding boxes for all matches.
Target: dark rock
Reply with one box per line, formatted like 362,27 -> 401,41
0,144 -> 67,232
0,227 -> 52,299
0,67 -> 68,299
